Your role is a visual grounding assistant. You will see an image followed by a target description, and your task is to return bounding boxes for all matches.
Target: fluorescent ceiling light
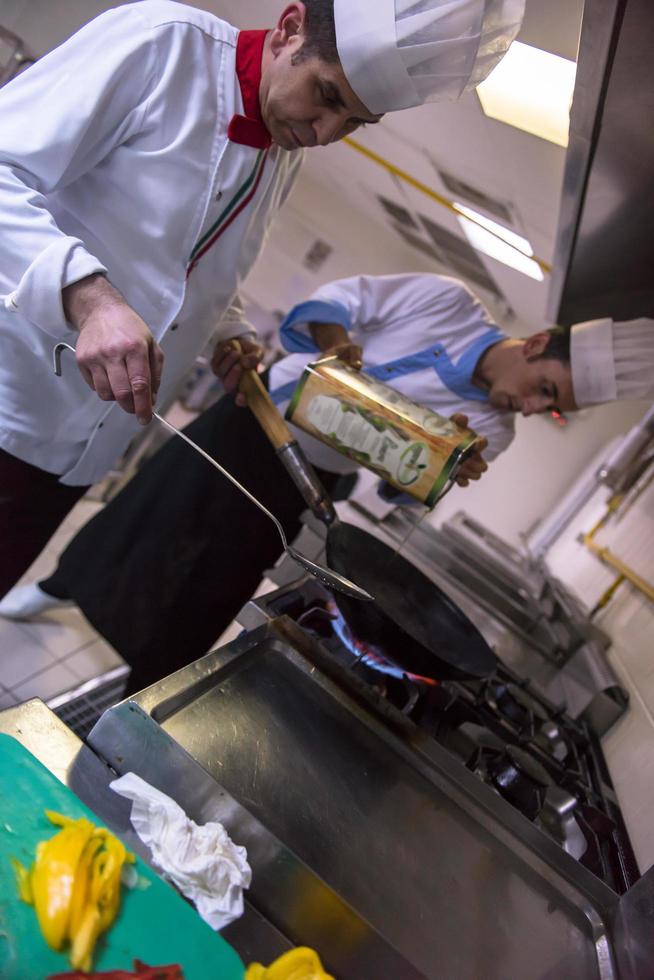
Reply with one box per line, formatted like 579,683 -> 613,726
455,203 -> 544,281
477,41 -> 576,147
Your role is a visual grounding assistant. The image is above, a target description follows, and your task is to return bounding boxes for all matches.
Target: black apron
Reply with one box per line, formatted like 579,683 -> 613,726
53,385 -> 345,693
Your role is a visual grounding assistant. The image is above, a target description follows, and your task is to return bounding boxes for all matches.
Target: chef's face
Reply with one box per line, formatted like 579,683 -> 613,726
487,333 -> 577,416
260,4 -> 383,150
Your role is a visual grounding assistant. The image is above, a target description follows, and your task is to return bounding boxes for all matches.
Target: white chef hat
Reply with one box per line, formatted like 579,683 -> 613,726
570,318 -> 654,408
333,0 -> 525,114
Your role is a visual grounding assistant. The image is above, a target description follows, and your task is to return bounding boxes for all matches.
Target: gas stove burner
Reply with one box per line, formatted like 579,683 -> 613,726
459,722 -> 506,752
358,671 -> 422,716
532,720 -> 570,762
293,595 -> 435,713
539,786 -> 587,860
485,681 -> 549,732
296,603 -> 338,639
325,599 -> 439,689
488,745 -> 553,821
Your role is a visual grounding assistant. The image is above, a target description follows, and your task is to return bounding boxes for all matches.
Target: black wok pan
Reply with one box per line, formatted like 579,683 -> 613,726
326,522 -> 497,681
235,354 -> 496,682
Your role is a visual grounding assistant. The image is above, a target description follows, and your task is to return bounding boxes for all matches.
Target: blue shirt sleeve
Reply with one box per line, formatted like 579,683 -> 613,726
279,299 -> 352,353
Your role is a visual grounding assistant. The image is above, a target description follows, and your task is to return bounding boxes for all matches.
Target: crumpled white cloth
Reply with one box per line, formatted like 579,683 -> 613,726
109,772 -> 251,930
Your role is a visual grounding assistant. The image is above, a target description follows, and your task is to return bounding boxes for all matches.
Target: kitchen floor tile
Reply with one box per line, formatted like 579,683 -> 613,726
12,662 -> 79,704
65,639 -> 124,682
0,620 -> 57,688
17,609 -> 99,660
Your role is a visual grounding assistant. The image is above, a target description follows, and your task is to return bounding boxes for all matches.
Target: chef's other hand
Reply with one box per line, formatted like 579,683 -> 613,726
321,342 -> 363,370
449,412 -> 488,487
211,337 -> 264,407
64,274 -> 163,425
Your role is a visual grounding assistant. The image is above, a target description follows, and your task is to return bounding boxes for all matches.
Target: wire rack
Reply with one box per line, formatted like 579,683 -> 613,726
48,665 -> 130,741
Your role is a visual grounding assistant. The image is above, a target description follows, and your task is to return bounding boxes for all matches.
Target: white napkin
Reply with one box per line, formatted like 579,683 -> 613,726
109,772 -> 251,930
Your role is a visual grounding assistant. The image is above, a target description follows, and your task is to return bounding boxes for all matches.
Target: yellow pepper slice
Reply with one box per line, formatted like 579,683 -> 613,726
12,809 -> 134,971
11,856 -> 33,903
31,819 -> 95,949
245,947 -> 335,980
68,835 -> 104,938
70,901 -> 102,972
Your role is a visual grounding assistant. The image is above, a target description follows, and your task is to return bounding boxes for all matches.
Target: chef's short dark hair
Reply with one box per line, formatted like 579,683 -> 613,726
539,325 -> 572,364
294,0 -> 338,64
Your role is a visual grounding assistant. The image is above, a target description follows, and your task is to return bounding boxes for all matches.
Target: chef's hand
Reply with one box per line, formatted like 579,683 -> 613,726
309,322 -> 362,369
211,337 -> 264,407
64,274 -> 163,425
449,413 -> 488,487
321,341 -> 363,369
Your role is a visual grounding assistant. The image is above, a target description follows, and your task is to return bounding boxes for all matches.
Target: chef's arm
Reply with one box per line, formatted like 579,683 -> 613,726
63,274 -> 163,424
0,9 -> 159,329
0,8 -> 166,422
309,321 -> 363,368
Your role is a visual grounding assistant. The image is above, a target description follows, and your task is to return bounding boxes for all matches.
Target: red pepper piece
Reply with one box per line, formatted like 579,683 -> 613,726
47,959 -> 184,979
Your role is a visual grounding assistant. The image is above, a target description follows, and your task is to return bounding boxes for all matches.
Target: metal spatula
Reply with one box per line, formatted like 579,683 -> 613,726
53,342 -> 372,601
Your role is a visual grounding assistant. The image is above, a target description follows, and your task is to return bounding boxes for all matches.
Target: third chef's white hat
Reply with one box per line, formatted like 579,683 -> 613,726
334,0 -> 526,114
570,318 -> 654,407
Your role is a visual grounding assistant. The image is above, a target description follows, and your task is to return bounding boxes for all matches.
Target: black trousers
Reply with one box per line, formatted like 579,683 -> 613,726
0,448 -> 88,599
44,392 -> 344,694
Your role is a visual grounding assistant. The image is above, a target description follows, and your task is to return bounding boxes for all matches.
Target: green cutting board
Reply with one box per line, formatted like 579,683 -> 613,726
0,734 -> 245,979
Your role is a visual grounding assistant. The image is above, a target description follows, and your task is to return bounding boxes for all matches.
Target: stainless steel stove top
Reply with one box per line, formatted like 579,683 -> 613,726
236,572 -> 637,896
83,600 -> 651,979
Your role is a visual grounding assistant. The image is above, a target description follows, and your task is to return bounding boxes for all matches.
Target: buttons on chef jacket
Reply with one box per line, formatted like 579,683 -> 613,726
215,191 -> 223,202
3,292 -> 19,311
170,322 -> 179,331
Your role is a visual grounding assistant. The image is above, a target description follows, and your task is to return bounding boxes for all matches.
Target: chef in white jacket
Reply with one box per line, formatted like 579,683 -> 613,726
269,273 -> 517,471
2,272 -> 651,695
0,0 -> 524,596
268,274 -> 654,484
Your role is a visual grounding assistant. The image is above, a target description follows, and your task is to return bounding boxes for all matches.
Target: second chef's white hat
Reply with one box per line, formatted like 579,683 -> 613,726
334,0 -> 526,114
570,318 -> 654,408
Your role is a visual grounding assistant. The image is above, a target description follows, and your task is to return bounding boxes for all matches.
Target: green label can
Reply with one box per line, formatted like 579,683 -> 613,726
285,357 -> 479,506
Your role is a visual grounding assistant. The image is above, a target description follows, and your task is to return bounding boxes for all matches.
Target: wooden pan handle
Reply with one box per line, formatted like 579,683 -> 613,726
231,341 -> 294,449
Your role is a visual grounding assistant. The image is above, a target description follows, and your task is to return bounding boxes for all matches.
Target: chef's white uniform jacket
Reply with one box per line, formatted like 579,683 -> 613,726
269,273 -> 516,474
0,1 -> 301,485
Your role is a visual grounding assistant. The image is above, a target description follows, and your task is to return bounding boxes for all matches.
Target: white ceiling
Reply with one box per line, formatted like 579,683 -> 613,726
5,0 -> 585,332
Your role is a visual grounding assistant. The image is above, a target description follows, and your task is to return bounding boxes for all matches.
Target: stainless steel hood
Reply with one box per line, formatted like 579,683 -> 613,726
548,0 -> 654,325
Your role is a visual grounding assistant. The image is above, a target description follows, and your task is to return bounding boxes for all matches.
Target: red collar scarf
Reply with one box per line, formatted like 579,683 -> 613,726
228,30 -> 273,149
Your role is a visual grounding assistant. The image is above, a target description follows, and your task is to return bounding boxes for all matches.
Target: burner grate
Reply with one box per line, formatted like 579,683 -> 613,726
49,666 -> 130,740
